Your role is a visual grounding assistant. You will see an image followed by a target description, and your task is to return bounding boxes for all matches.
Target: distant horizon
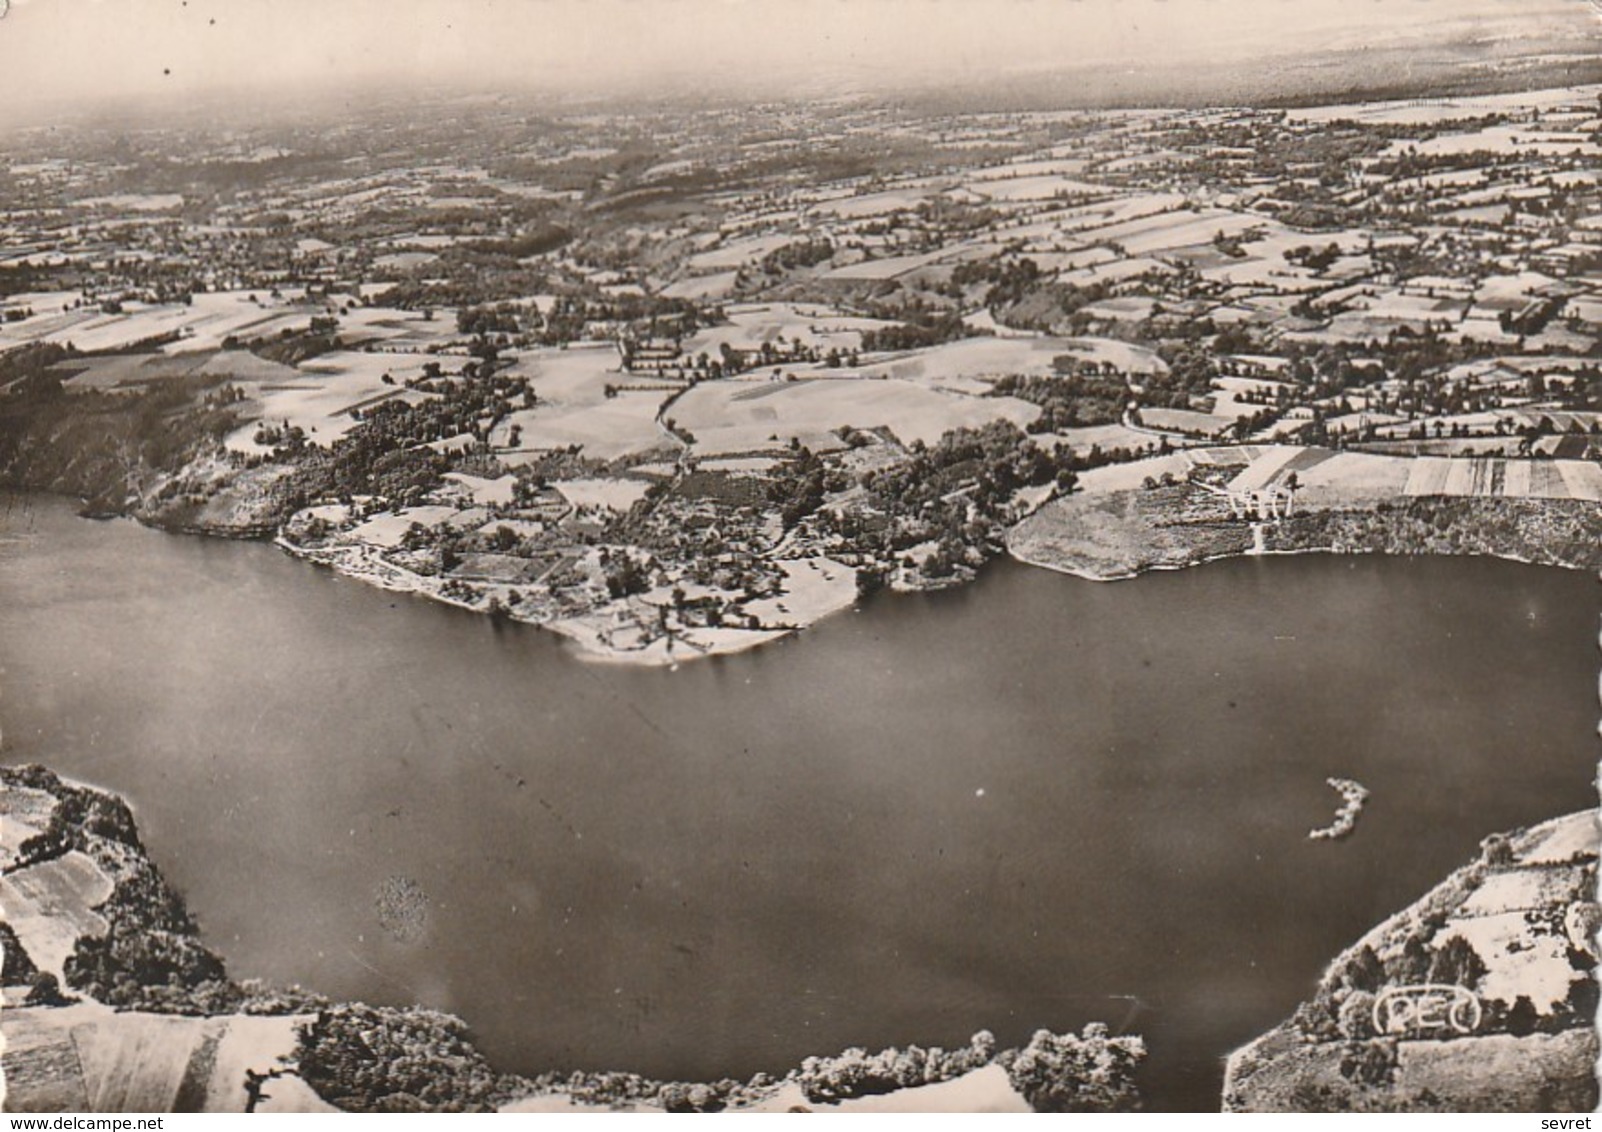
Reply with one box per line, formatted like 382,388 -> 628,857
0,0 -> 1596,129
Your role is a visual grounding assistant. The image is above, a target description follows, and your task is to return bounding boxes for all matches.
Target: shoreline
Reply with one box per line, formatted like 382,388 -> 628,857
1222,810 -> 1600,1112
272,534 -> 849,667
14,488 -> 1592,668
1008,538 -> 1593,584
0,766 -> 1124,1113
4,762 -> 1588,1113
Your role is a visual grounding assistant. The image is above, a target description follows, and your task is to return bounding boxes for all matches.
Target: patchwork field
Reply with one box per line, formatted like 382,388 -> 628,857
1011,444 -> 1602,581
552,477 -> 652,512
1130,446 -> 1602,506
0,1005 -> 332,1113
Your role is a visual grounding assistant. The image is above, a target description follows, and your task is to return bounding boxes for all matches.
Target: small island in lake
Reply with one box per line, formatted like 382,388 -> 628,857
1309,777 -> 1371,841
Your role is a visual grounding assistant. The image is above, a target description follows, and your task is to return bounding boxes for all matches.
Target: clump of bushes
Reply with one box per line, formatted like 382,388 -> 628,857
794,1030 -> 997,1102
295,1004 -> 511,1112
1004,1024 -> 1147,1112
0,921 -> 40,986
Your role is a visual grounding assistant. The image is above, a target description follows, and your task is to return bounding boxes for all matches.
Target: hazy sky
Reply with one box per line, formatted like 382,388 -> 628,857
0,0 -> 1594,113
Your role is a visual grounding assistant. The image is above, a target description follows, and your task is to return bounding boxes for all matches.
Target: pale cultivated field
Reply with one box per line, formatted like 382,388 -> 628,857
742,557 -> 858,627
1522,814 -> 1599,865
820,243 -> 991,281
224,351 -> 439,453
1014,247 -> 1120,273
1289,86 -> 1601,125
0,785 -> 58,868
861,335 -> 1157,390
3,303 -> 194,353
1060,259 -> 1174,289
1061,423 -> 1161,454
348,505 -> 461,547
1211,377 -> 1291,420
806,186 -> 942,219
965,174 -> 1111,202
1458,865 -> 1589,920
1080,207 -> 1259,257
682,303 -> 898,355
756,1066 -> 1030,1113
659,270 -> 739,300
1226,447 -> 1315,493
0,291 -> 90,344
968,157 -> 1095,181
157,292 -> 310,352
1174,445 -> 1602,504
698,456 -> 779,474
75,193 -> 184,211
208,1015 -> 336,1112
1397,456 -> 1602,500
553,477 -> 652,512
1385,125 -> 1602,159
0,850 -> 114,977
1050,336 -> 1168,374
685,232 -> 795,271
1294,454 -> 1409,499
371,251 -> 439,272
1041,192 -> 1190,238
74,1012 -> 220,1111
1,1005 -> 96,1111
1198,256 -> 1318,290
496,394 -> 668,463
443,472 -> 517,506
472,518 -> 544,539
673,376 -> 1037,454
1443,914 -> 1580,1010
1138,407 -> 1224,435
1074,451 -> 1193,492
499,343 -> 620,404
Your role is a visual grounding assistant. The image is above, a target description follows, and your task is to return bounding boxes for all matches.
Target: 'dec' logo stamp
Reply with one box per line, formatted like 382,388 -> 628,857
1372,984 -> 1482,1036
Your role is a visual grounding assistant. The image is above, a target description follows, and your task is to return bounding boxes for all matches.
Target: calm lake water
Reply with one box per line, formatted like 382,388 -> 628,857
0,491 -> 1595,1110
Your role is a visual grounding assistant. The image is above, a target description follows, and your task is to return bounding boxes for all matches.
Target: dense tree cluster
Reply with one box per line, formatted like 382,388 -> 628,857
64,868 -> 236,1015
991,371 -> 1128,430
7,764 -> 144,867
295,1004 -> 509,1112
1005,1024 -> 1147,1113
285,369 -> 529,509
758,240 -> 835,275
0,341 -> 78,399
0,921 -> 41,986
457,303 -> 528,337
794,1031 -> 997,1102
949,256 -> 1042,309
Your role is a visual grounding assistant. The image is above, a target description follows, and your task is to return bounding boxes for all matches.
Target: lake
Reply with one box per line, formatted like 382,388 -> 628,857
0,491 -> 1595,1110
